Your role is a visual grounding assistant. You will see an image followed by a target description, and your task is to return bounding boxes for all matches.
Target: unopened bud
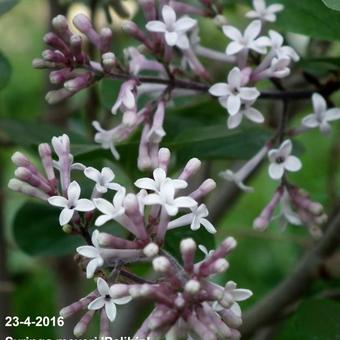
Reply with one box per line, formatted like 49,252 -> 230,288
143,243 -> 159,258
213,258 -> 229,273
152,256 -> 170,273
185,280 -> 201,294
253,216 -> 269,231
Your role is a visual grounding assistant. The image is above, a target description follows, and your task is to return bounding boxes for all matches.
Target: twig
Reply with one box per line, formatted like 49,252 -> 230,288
241,208 -> 340,337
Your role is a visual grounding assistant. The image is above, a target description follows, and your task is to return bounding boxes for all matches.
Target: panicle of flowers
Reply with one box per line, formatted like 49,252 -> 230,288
107,237 -> 252,339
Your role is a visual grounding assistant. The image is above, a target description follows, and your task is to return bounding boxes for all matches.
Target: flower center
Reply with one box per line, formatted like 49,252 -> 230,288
276,156 -> 285,164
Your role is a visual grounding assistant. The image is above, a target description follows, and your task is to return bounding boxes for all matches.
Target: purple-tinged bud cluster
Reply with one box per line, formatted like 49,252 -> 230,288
254,186 -> 326,238
33,14 -> 113,104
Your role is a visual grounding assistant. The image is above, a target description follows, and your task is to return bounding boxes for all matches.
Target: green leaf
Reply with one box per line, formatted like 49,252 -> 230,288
321,0 -> 340,11
0,0 -> 18,16
268,0 -> 340,41
277,299 -> 340,340
12,202 -> 83,257
299,57 -> 340,77
0,51 -> 12,90
168,125 -> 271,161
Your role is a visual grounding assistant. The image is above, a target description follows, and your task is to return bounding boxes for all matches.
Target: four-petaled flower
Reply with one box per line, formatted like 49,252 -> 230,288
94,188 -> 126,226
168,204 -> 216,234
145,5 -> 196,49
84,167 -> 121,193
267,30 -> 299,61
268,140 -> 302,180
135,168 -> 187,192
111,80 -> 137,115
76,230 -> 104,278
227,101 -> 264,129
302,93 -> 340,134
143,180 -> 197,216
88,278 -> 132,322
209,67 -> 260,115
48,181 -> 95,225
246,0 -> 284,22
223,20 -> 269,56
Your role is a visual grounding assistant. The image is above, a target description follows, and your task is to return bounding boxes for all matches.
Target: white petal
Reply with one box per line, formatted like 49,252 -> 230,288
48,196 -> 68,208
95,214 -> 113,227
135,178 -> 157,191
244,20 -> 261,41
174,17 -> 197,32
284,156 -> 302,172
222,25 -> 242,41
209,83 -> 229,97
168,213 -> 193,229
227,67 -> 241,88
88,296 -> 105,310
280,139 -> 292,158
269,30 -> 283,46
268,149 -> 279,162
268,163 -> 284,180
84,167 -> 100,182
165,31 -> 178,46
325,108 -> 340,122
67,181 -> 81,203
231,303 -> 242,317
59,208 -> 74,225
174,196 -> 197,208
319,122 -> 331,134
226,41 -> 244,55
239,87 -> 260,101
113,188 -> 126,208
75,199 -> 95,212
176,34 -> 190,49
268,4 -> 284,13
227,113 -> 243,129
253,0 -> 266,11
302,114 -> 319,128
153,168 -> 166,185
232,288 -> 253,301
101,167 -> 115,182
146,20 -> 166,32
76,245 -> 98,258
144,194 -> 162,205
227,95 -> 241,116
86,258 -> 99,278
165,204 -> 178,216
198,244 -> 208,256
244,107 -> 264,123
312,93 -> 327,115
122,90 -> 135,109
105,301 -> 117,322
172,179 -> 188,189
200,219 -> 217,234
97,278 -> 110,296
113,296 -> 132,305
94,198 -> 114,216
162,5 -> 176,26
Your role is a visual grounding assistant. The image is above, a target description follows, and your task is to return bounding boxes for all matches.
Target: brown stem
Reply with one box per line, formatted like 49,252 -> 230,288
241,208 -> 340,337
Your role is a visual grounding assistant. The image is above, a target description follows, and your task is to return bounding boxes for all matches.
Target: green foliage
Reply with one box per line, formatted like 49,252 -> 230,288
0,0 -> 18,16
277,299 -> 340,339
321,0 -> 340,11
13,202 -> 83,256
0,51 -> 11,90
298,57 -> 340,77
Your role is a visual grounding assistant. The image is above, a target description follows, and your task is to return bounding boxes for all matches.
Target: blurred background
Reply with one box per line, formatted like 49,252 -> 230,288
0,0 -> 340,339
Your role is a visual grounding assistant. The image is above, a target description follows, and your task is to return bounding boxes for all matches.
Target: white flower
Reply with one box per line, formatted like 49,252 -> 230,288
76,230 -> 104,278
53,154 -> 86,172
92,121 -> 120,160
214,281 -> 253,312
48,181 -> 95,225
209,67 -> 260,115
88,278 -> 131,322
145,5 -> 196,49
94,188 -> 126,226
134,168 -> 187,193
246,0 -> 284,22
111,80 -> 137,115
84,167 -> 120,193
198,244 -> 214,257
227,101 -> 264,129
267,57 -> 291,78
267,30 -> 299,61
302,93 -> 340,134
268,140 -> 302,180
168,204 -> 216,234
223,20 -> 269,56
143,180 -> 197,216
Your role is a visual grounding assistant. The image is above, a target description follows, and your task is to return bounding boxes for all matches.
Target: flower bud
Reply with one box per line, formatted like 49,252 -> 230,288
185,280 -> 201,294
143,242 -> 159,258
152,256 -> 170,273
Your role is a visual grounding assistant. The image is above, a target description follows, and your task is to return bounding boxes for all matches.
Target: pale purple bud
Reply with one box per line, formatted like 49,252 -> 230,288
32,58 -> 58,69
152,256 -> 171,273
182,48 -> 211,81
143,242 -> 159,258
73,14 -> 101,49
38,143 -> 56,182
64,72 -> 93,92
43,32 -> 70,55
14,167 -> 51,193
45,88 -> 74,104
70,35 -> 86,64
139,0 -> 157,21
42,49 -> 66,63
211,258 -> 229,274
253,216 -> 269,231
59,293 -> 97,318
121,20 -> 154,50
11,152 -> 32,168
122,110 -> 137,126
179,157 -> 201,180
52,15 -> 72,41
49,68 -> 72,84
99,27 -> 112,53
219,309 -> 242,329
180,238 -> 196,273
8,179 -> 49,200
98,232 -> 138,249
102,52 -> 116,72
185,279 -> 201,294
73,310 -> 95,337
158,147 -> 171,171
138,124 -> 152,171
190,178 -> 216,201
170,0 -> 205,15
109,284 -> 130,299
